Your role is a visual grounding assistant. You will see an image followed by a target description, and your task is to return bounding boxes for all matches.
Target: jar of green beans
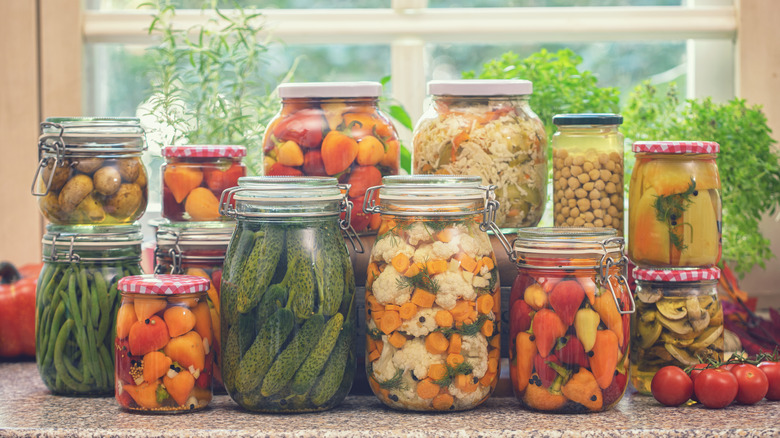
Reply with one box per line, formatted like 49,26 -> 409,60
35,224 -> 143,395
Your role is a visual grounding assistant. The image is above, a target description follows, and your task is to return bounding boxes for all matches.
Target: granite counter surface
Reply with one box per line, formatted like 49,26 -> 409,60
0,361 -> 777,437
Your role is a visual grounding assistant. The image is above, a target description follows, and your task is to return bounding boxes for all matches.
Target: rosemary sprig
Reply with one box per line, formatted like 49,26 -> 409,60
653,179 -> 697,252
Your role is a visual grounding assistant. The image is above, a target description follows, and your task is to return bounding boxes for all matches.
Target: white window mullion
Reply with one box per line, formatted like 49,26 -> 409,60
687,0 -> 736,102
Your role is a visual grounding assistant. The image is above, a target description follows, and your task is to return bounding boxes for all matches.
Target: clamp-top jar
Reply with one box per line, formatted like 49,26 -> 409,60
218,177 -> 360,412
362,175 -> 504,411
32,118 -> 148,225
509,228 -> 634,413
413,80 -> 547,230
35,224 -> 143,395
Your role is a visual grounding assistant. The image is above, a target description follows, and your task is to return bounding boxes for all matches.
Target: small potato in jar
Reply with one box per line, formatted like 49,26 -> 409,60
41,160 -> 72,192
93,166 -> 122,196
39,192 -> 68,222
74,157 -> 104,174
58,174 -> 94,213
117,158 -> 142,182
104,183 -> 143,218
135,168 -> 147,188
72,193 -> 106,223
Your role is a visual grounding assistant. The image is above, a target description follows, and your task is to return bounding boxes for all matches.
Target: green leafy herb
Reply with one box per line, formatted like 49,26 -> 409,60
432,361 -> 474,387
395,264 -> 440,294
367,327 -> 383,341
376,368 -> 405,390
653,179 -> 696,252
436,314 -> 490,337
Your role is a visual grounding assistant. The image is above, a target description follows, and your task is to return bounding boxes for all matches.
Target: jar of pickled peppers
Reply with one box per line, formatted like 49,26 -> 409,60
628,141 -> 721,267
115,274 -> 214,412
630,267 -> 723,394
509,228 -> 635,413
262,82 -> 401,233
362,175 -> 505,411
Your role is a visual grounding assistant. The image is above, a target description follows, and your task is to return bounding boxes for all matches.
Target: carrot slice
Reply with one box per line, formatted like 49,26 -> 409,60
455,253 -> 478,273
428,363 -> 447,381
448,333 -> 462,354
435,310 -> 454,327
446,353 -> 464,368
411,289 -> 436,308
391,253 -> 410,274
425,331 -> 449,354
388,331 -> 407,349
476,294 -> 494,315
417,378 -> 441,399
432,393 -> 455,410
450,300 -> 473,322
426,259 -> 448,275
481,319 -> 494,337
379,310 -> 402,335
399,302 -> 418,320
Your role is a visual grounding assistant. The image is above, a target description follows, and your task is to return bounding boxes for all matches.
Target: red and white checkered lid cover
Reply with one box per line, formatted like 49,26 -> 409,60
162,145 -> 246,158
118,274 -> 210,295
632,141 -> 719,154
633,267 -> 721,282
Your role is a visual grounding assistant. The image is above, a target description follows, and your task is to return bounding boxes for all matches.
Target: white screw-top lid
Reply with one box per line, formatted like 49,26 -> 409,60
277,81 -> 382,98
428,79 -> 533,96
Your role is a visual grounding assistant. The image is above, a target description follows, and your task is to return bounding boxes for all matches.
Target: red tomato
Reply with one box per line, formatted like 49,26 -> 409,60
204,162 -> 244,193
346,165 -> 382,198
302,150 -> 327,176
694,368 -> 738,408
719,363 -> 737,372
266,162 -> 303,177
651,366 -> 693,406
731,363 -> 769,405
757,361 -> 780,401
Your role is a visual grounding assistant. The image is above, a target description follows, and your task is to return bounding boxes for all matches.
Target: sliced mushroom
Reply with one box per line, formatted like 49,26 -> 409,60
648,345 -> 674,362
656,299 -> 688,320
661,333 -> 694,347
688,325 -> 724,350
639,309 -> 657,323
638,318 -> 663,349
665,343 -> 699,366
690,310 -> 711,333
686,297 -> 702,320
637,288 -> 663,304
709,305 -> 724,327
657,312 -> 694,335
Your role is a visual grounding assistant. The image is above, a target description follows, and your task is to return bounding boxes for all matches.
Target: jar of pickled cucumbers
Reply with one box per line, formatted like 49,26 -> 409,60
628,141 -> 721,267
218,176 -> 360,412
154,221 -> 234,390
262,82 -> 401,233
115,274 -> 213,412
552,114 -> 624,234
361,175 -> 505,411
32,118 -> 148,225
161,145 -> 246,221
630,267 -> 723,394
509,228 -> 635,413
35,224 -> 143,395
413,80 -> 547,230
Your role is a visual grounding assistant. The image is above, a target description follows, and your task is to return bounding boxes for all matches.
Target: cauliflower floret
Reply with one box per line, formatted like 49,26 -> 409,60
472,274 -> 490,289
372,235 -> 415,264
399,308 -> 439,337
391,372 -> 430,411
461,334 -> 489,378
412,244 -> 434,264
372,265 -> 413,305
433,271 -> 476,310
432,240 -> 459,260
392,338 -> 444,380
372,336 -> 399,382
449,381 -> 490,409
457,233 -> 492,259
406,223 -> 434,246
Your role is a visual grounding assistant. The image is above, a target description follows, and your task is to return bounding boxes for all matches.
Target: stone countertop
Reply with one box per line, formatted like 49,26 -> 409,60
0,361 -> 778,438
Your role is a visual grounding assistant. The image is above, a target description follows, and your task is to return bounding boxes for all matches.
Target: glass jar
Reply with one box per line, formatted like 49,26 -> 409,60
35,224 -> 143,395
630,267 -> 723,394
218,176 -> 360,412
32,118 -> 148,225
154,221 -> 234,390
361,175 -> 504,411
509,228 -> 635,413
413,80 -> 547,230
115,274 -> 213,412
262,82 -> 401,234
628,141 -> 721,267
552,114 -> 624,235
161,145 -> 247,221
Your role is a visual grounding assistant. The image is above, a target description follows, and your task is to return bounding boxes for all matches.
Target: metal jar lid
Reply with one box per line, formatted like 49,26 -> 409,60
42,223 -> 143,263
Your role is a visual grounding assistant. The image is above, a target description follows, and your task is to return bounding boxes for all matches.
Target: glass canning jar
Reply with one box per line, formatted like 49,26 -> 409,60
552,114 -> 624,235
218,176 -> 361,412
262,82 -> 401,234
630,267 -> 723,394
361,175 -> 506,411
413,80 -> 547,230
32,117 -> 148,225
628,141 -> 721,267
509,228 -> 635,413
35,224 -> 143,395
161,145 -> 247,221
115,274 -> 213,413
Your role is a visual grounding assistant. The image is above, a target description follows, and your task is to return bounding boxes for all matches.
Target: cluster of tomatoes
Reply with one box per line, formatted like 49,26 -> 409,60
651,353 -> 780,409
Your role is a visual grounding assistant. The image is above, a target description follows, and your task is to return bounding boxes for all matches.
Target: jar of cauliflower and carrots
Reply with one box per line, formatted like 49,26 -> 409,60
509,228 -> 634,413
413,80 -> 547,230
362,176 -> 504,411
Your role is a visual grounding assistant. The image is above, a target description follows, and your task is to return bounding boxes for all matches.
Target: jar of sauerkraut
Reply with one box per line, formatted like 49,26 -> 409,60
413,80 -> 547,230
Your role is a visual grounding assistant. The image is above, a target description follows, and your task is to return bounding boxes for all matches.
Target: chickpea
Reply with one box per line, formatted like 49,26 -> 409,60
554,191 -> 563,203
570,207 -> 580,218
593,208 -> 604,219
588,169 -> 601,181
577,198 -> 591,212
605,160 -> 616,171
566,217 -> 575,226
568,198 -> 577,208
610,173 -> 621,184
571,165 -> 583,177
598,153 -> 609,165
583,182 -> 595,192
573,155 -> 586,166
562,206 -> 570,217
604,214 -> 613,226
610,194 -> 621,205
607,205 -> 619,217
583,222 -> 595,228
609,151 -> 621,163
562,167 -> 572,178
590,199 -> 601,210
589,189 -> 601,200
577,173 -> 590,184
574,217 -> 586,227
575,188 -> 587,198
558,149 -> 569,159
554,201 -> 562,213
584,211 -> 595,222
564,156 -> 573,167
594,219 -> 604,227
594,179 -> 606,191
568,177 -> 581,190
600,197 -> 611,209
583,161 -> 594,172
554,170 -> 562,180
600,169 -> 612,181
556,213 -> 566,224
564,188 -> 575,199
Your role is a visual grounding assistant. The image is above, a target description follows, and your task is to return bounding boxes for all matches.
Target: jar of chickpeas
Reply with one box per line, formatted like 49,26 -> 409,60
551,114 -> 624,235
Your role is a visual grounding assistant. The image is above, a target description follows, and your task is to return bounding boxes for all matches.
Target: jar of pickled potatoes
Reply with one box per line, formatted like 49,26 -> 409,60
628,141 -> 721,267
413,80 -> 547,230
36,224 -> 143,395
362,175 -> 505,411
509,228 -> 635,413
161,145 -> 247,221
32,118 -> 148,225
262,82 -> 401,233
630,267 -> 723,394
552,114 -> 624,234
218,177 -> 361,412
115,274 -> 213,412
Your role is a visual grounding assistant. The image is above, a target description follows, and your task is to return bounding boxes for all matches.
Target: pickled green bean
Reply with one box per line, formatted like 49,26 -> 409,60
43,301 -> 66,368
89,281 -> 100,328
53,319 -> 89,392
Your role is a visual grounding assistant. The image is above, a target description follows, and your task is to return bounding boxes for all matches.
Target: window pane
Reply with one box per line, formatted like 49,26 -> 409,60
428,0 -> 683,6
87,0 -> 387,9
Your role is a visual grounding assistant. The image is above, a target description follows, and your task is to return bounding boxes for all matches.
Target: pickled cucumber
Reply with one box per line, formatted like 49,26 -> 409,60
236,226 -> 284,313
290,312 -> 344,395
235,308 -> 295,393
310,328 -> 352,407
260,314 -> 325,397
